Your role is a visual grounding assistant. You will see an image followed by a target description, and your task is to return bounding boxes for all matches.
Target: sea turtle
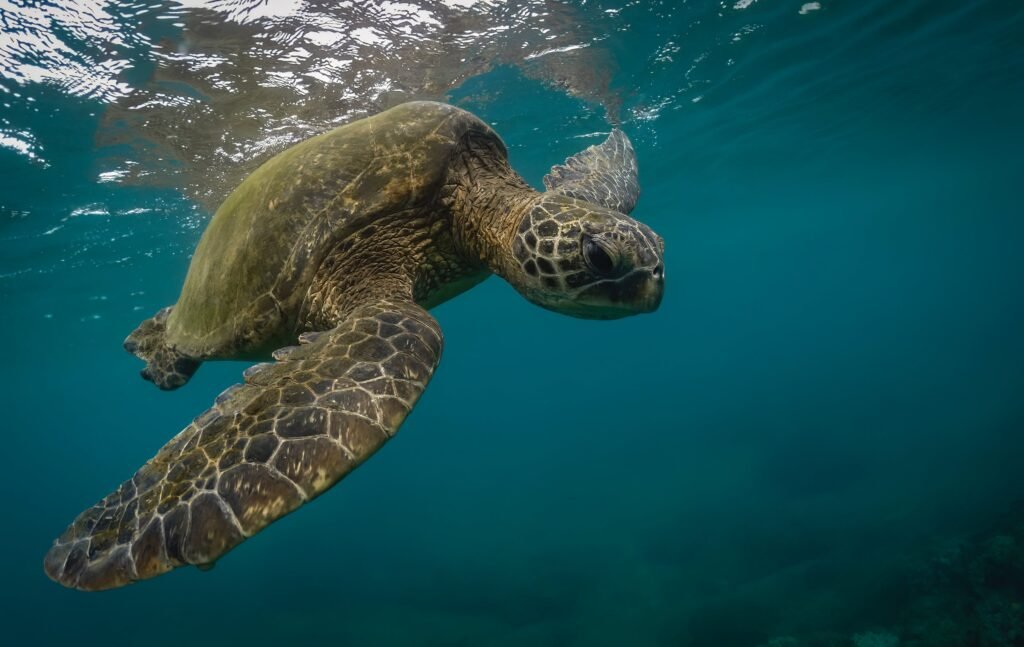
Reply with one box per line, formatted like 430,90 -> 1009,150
44,101 -> 664,591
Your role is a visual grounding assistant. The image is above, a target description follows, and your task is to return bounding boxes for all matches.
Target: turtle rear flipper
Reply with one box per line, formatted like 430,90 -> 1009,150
124,306 -> 201,391
544,129 -> 640,215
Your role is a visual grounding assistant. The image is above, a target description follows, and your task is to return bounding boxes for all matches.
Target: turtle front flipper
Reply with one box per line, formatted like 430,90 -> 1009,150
543,129 -> 640,214
124,306 -> 201,390
45,299 -> 442,591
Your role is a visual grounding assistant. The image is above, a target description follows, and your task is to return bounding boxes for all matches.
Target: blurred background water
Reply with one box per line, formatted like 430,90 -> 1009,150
2,1 -> 1024,645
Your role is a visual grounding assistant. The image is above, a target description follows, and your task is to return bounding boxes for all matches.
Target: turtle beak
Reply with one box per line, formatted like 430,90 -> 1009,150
638,263 -> 664,313
636,225 -> 664,313
582,266 -> 664,316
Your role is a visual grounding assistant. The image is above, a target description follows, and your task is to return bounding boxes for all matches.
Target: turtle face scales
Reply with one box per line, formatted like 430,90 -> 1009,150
508,195 -> 665,320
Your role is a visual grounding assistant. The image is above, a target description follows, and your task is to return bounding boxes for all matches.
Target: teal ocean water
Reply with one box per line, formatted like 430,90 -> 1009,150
3,1 -> 1024,644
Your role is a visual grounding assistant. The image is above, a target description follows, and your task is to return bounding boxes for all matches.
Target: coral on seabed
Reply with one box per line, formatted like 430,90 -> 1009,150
758,501 -> 1024,647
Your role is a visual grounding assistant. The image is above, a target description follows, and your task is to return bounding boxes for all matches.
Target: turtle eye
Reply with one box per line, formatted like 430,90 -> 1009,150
582,235 -> 617,276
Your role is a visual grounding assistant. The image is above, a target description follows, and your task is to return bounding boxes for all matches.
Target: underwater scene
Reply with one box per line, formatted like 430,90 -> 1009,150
2,0 -> 1024,644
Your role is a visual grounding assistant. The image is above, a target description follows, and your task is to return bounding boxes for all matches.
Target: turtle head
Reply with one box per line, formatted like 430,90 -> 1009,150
503,194 -> 664,319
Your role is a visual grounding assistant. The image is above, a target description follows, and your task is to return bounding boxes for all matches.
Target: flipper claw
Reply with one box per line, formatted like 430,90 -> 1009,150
271,345 -> 301,361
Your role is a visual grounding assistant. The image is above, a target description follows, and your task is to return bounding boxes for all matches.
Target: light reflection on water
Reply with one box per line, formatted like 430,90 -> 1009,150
1,0 -> 1020,283
2,0 -> 619,206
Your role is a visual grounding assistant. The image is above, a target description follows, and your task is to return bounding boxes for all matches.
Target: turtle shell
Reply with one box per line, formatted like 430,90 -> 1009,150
166,101 -> 503,357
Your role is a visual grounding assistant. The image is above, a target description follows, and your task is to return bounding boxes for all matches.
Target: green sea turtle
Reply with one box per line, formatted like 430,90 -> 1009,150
44,101 -> 664,591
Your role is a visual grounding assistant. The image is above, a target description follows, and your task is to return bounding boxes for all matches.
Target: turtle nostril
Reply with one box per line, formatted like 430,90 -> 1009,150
652,264 -> 663,279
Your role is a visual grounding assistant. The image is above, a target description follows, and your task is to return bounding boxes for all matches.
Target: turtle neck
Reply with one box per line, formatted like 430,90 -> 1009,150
441,130 -> 541,279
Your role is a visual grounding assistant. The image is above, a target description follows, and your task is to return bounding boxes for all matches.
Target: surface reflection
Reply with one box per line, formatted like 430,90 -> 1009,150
1,0 -> 617,206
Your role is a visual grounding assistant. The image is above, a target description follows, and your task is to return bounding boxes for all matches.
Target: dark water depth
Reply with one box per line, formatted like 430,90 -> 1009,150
2,1 -> 1024,645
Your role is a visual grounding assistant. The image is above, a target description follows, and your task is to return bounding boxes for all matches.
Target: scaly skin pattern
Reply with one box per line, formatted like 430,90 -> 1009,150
44,299 -> 441,591
508,196 -> 664,317
442,129 -> 662,318
123,307 -> 200,390
543,129 -> 640,215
